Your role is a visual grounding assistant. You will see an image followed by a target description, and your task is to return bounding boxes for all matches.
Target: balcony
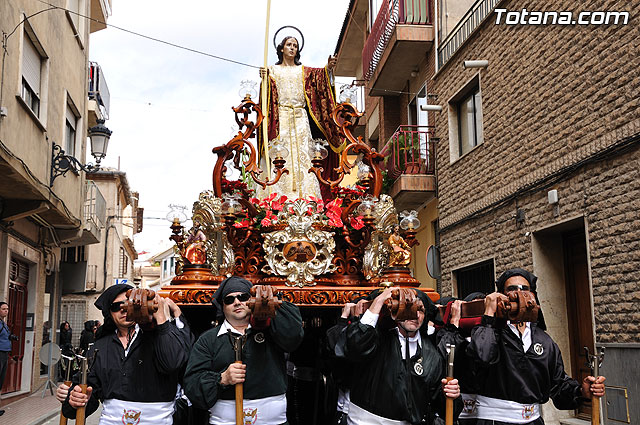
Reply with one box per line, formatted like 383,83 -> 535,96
381,125 -> 436,211
62,180 -> 105,246
88,61 -> 110,125
364,0 -> 434,96
89,0 -> 112,33
437,0 -> 500,68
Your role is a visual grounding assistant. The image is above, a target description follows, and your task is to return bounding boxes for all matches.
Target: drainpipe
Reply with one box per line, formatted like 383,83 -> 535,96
100,215 -> 117,292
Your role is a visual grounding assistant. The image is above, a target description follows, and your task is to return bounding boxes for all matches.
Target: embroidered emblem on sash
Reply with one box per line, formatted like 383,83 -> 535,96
243,407 -> 258,424
254,332 -> 265,343
122,409 -> 141,425
462,399 -> 477,413
413,361 -> 423,375
533,343 -> 544,355
522,405 -> 535,420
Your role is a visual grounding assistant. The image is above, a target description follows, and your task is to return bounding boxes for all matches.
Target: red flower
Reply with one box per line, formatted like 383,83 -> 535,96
326,198 -> 343,228
261,217 -> 272,227
349,215 -> 365,230
233,219 -> 250,228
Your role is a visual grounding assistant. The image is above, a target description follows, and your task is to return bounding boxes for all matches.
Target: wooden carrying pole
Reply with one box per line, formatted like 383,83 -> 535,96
585,346 -> 604,425
76,356 -> 88,425
230,333 -> 247,425
445,344 -> 455,425
261,0 -> 272,191
59,356 -> 73,425
591,351 -> 600,425
234,359 -> 243,425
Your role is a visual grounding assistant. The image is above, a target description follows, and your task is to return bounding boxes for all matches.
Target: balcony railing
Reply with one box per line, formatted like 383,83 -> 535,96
84,180 -> 106,231
86,264 -> 98,290
437,0 -> 500,68
381,125 -> 436,179
337,80 -> 366,114
363,0 -> 433,81
88,61 -> 110,119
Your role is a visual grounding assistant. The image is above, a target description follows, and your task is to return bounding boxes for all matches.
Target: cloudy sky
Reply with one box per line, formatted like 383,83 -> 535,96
89,0 -> 352,254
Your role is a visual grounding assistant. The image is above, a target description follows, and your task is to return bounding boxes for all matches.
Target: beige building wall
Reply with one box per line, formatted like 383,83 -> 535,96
411,198 -> 438,290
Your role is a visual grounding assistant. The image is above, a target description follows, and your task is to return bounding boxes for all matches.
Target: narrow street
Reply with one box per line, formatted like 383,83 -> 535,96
40,405 -> 103,425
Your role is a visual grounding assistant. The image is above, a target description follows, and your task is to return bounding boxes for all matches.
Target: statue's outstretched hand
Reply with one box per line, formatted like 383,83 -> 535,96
327,55 -> 337,72
259,67 -> 267,79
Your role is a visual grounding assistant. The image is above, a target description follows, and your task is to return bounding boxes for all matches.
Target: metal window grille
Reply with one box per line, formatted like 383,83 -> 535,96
60,301 -> 86,347
455,260 -> 494,299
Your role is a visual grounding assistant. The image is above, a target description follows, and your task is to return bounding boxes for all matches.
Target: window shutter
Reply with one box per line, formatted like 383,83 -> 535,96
22,35 -> 41,95
66,105 -> 77,130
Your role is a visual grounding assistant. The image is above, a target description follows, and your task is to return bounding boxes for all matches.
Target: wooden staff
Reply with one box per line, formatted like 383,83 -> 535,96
76,355 -> 88,425
585,347 -> 605,425
230,333 -> 247,425
59,355 -> 74,425
445,344 -> 455,425
261,0 -> 272,193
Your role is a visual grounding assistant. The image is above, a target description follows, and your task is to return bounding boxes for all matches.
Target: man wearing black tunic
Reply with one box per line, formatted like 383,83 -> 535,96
466,268 -> 605,424
183,276 -> 304,425
63,284 -> 192,424
345,287 -> 461,425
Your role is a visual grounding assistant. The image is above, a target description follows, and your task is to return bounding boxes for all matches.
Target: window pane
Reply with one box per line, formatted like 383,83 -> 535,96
416,87 -> 428,159
66,122 -> 76,157
474,91 -> 483,146
459,94 -> 476,155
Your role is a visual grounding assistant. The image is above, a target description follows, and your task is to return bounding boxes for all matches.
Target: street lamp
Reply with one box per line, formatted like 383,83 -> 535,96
50,119 -> 112,186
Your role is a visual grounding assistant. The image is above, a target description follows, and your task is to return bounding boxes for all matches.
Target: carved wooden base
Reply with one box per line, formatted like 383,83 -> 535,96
171,266 -> 221,284
159,281 -> 440,306
370,267 -> 421,288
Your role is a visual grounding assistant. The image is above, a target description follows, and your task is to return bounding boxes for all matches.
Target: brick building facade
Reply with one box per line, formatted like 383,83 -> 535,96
432,0 -> 638,422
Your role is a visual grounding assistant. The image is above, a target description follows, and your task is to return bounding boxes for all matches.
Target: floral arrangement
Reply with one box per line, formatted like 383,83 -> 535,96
220,178 -> 254,196
231,192 -> 365,231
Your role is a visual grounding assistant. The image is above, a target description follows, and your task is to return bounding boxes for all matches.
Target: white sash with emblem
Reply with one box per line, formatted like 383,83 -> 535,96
100,398 -> 174,425
208,393 -> 287,425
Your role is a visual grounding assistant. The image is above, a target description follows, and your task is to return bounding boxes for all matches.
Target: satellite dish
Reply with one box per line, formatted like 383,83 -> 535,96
39,342 -> 61,366
426,245 -> 441,279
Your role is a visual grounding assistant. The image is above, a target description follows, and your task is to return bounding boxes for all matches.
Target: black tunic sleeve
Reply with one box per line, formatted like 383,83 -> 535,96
345,319 -> 379,360
467,315 -> 501,366
436,324 -> 465,360
152,321 -> 190,374
268,301 -> 304,352
183,330 -> 225,410
549,341 -> 584,409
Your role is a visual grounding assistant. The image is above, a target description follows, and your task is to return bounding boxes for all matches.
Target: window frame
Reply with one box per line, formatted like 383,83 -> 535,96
64,95 -> 81,158
447,73 -> 484,163
18,19 -> 48,127
457,87 -> 482,156
65,0 -> 86,47
452,258 -> 495,299
21,31 -> 42,117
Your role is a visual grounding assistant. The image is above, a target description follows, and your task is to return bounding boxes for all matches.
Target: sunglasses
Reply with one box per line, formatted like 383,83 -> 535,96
223,293 -> 251,305
109,301 -> 125,313
505,284 -> 530,292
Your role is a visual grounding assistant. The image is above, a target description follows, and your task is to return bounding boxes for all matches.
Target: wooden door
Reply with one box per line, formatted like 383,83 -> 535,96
563,229 -> 593,418
2,259 -> 28,394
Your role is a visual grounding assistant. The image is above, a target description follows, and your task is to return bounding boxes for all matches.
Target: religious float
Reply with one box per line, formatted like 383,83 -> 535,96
157,94 -> 437,332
